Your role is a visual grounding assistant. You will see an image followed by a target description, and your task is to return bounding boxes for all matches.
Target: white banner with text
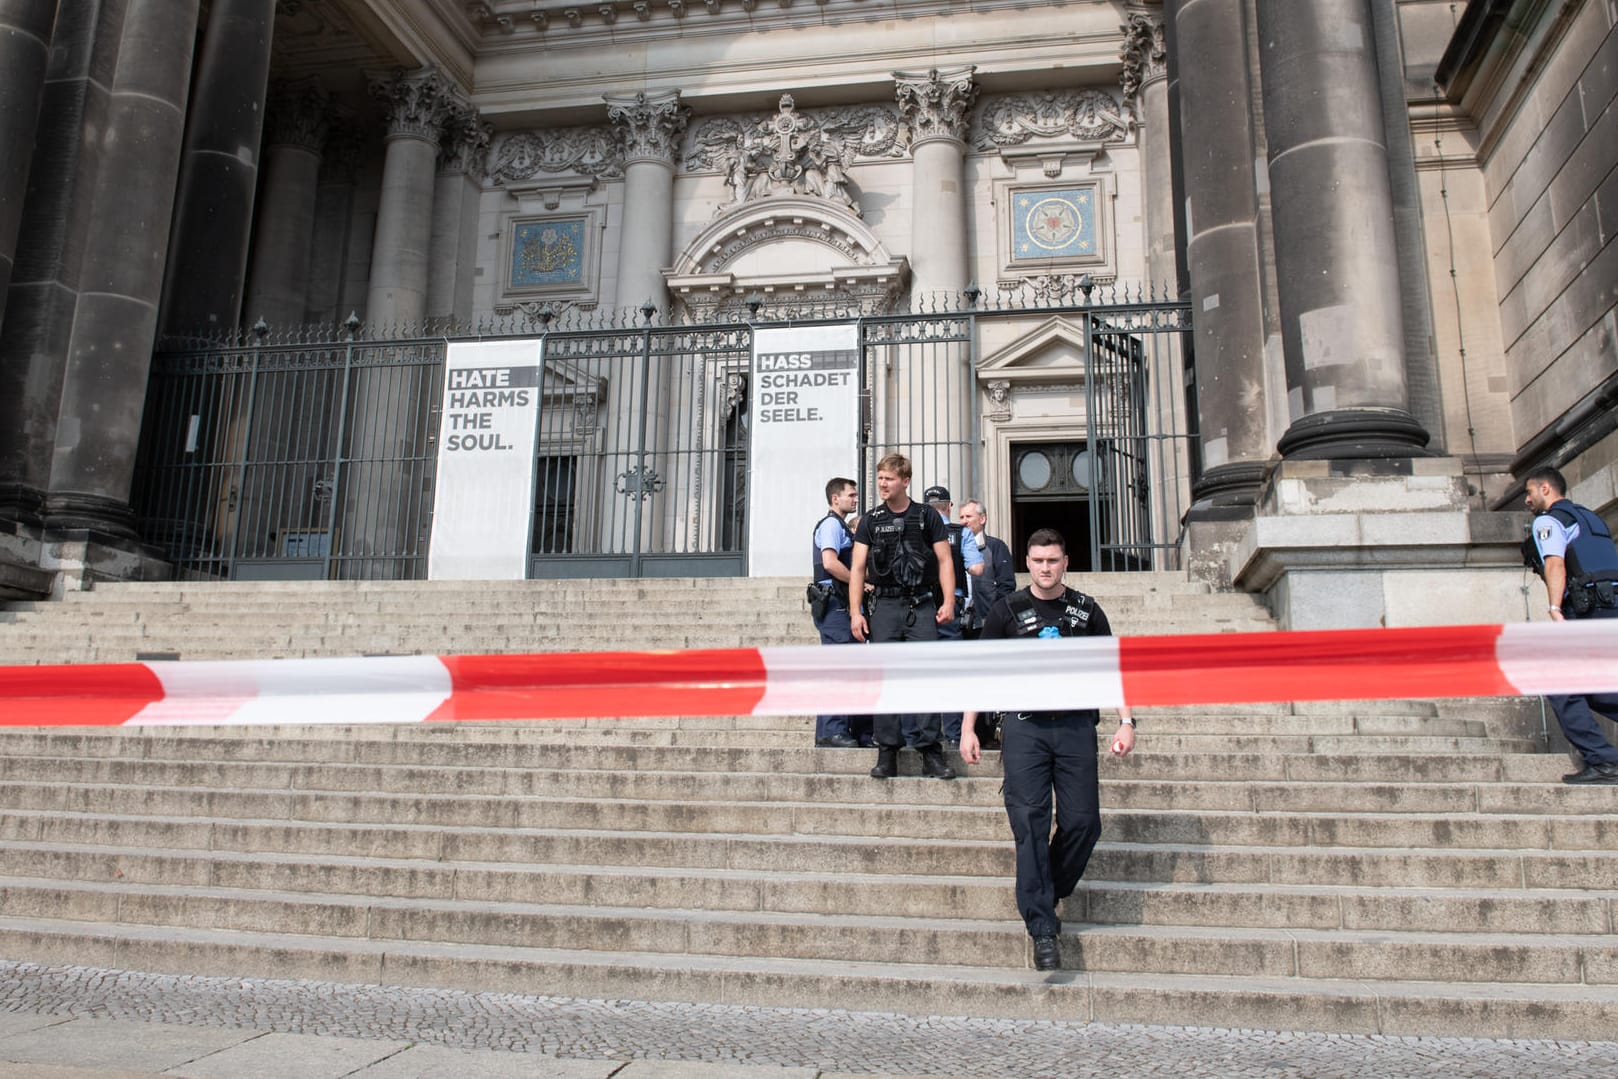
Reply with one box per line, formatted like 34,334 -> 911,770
427,339 -> 544,580
747,323 -> 861,577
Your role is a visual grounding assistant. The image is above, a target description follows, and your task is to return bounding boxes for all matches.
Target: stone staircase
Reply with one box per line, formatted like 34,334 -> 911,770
0,575 -> 1613,1039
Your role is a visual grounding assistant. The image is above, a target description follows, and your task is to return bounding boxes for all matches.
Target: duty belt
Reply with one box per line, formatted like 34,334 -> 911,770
872,586 -> 934,604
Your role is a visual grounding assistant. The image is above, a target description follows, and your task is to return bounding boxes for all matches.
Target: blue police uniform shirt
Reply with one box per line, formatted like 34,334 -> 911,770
813,514 -> 852,578
959,527 -> 982,595
1532,512 -> 1576,562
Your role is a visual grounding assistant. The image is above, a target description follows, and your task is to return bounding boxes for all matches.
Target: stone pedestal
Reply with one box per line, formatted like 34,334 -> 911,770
1230,458 -> 1535,630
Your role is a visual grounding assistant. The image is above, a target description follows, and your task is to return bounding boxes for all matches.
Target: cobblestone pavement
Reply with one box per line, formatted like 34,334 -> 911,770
0,961 -> 1614,1078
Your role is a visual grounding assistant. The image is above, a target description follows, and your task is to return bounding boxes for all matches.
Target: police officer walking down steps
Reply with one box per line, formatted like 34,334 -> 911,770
848,452 -> 957,780
960,528 -> 1136,971
1523,466 -> 1618,785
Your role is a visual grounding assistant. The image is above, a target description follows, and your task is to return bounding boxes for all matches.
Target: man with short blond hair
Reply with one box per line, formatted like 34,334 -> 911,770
848,452 -> 957,780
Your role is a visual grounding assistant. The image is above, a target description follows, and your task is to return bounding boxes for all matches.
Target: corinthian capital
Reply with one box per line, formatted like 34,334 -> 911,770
439,106 -> 494,176
1120,9 -> 1168,99
604,90 -> 690,164
893,66 -> 978,146
369,67 -> 460,144
264,78 -> 331,153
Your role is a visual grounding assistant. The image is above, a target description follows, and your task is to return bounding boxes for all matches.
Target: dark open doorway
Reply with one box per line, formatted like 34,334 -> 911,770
1008,441 -> 1093,573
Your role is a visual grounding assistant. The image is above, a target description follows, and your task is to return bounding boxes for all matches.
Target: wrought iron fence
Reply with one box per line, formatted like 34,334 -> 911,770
136,284 -> 1193,580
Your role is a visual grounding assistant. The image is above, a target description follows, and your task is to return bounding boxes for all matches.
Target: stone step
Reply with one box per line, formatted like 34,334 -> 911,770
2,874 -> 1615,984
5,808 -> 1615,889
0,844 -> 1610,935
0,917 -> 1612,1039
3,755 -> 1609,817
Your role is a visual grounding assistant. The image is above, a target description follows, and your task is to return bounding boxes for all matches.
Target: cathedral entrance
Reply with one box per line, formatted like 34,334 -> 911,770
1009,441 -> 1094,573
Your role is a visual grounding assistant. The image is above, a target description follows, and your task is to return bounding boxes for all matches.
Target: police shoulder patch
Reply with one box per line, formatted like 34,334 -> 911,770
1536,526 -> 1553,541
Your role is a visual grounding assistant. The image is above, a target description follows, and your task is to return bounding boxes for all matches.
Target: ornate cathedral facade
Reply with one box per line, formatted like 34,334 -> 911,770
0,1 -> 1612,628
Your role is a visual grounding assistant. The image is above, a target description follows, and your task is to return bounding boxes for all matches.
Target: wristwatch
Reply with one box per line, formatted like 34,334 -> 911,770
1119,716 -> 1136,728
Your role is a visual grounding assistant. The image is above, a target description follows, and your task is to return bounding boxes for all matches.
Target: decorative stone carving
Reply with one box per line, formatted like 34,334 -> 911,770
488,126 -> 623,183
1119,10 -> 1168,99
685,95 -> 866,213
893,67 -> 978,146
723,373 -> 747,418
973,89 -> 1131,151
368,68 -> 459,144
604,89 -> 690,164
987,379 -> 1012,422
439,106 -> 493,175
264,78 -> 330,152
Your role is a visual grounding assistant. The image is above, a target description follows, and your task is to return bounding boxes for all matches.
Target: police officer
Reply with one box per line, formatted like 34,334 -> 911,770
810,476 -> 866,748
849,452 -> 957,780
960,528 -> 1136,970
1524,466 -> 1618,784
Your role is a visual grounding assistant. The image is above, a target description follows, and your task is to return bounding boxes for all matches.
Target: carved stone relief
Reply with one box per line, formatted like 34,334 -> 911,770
1120,10 -> 1168,100
605,89 -> 690,163
368,68 -> 460,144
684,95 -> 905,215
487,126 -> 623,184
972,89 -> 1132,152
893,66 -> 978,145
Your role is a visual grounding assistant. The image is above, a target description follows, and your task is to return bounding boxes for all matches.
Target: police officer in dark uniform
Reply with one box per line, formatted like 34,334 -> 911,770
1524,466 -> 1618,784
849,452 -> 957,780
961,528 -> 1136,971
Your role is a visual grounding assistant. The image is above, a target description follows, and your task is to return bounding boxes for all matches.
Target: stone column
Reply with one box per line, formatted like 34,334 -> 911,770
365,68 -> 458,329
894,67 -> 976,302
605,90 -> 688,554
605,90 -> 687,315
303,124 -> 363,325
340,68 -> 457,577
242,79 -> 330,330
1122,6 -> 1174,290
0,0 -> 58,335
1254,0 -> 1428,460
427,106 -> 491,328
894,67 -> 977,495
48,0 -> 203,535
156,0 -> 276,337
1170,0 -> 1273,507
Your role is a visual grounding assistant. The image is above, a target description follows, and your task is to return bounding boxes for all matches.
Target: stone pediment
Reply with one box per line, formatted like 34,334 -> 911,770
977,317 -> 1089,386
667,198 -> 908,318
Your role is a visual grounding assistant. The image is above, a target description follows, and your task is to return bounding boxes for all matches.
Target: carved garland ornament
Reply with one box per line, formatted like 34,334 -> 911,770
972,89 -> 1132,151
488,126 -> 623,183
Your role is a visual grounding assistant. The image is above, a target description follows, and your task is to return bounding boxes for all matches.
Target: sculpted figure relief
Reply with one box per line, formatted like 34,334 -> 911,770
688,95 -> 876,215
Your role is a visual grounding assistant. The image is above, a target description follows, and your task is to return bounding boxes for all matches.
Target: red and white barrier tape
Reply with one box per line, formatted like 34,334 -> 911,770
0,621 -> 1614,728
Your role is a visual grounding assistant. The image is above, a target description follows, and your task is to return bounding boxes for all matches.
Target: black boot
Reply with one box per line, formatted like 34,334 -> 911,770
869,747 -> 898,779
1032,935 -> 1061,971
920,746 -> 956,780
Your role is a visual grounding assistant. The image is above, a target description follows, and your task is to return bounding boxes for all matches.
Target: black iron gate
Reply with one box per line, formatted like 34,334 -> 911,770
135,292 -> 1191,580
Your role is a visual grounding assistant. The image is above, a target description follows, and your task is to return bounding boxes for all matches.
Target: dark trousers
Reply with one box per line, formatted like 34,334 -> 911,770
868,595 -> 941,750
812,601 -> 872,743
1550,606 -> 1618,766
935,591 -> 968,741
1000,711 -> 1102,938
